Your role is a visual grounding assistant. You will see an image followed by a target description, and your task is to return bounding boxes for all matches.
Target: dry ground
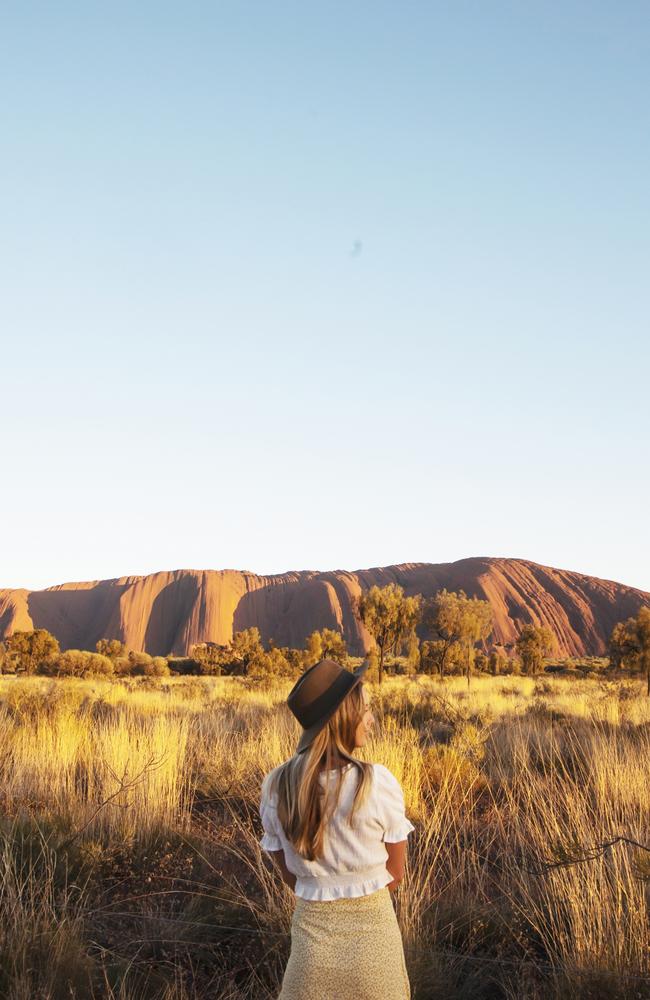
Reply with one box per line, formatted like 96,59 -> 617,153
0,672 -> 648,999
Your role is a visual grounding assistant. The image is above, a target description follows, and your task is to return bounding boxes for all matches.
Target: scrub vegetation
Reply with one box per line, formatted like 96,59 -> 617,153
0,671 -> 648,999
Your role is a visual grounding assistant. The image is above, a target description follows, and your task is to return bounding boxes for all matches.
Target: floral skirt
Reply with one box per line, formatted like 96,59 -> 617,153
278,886 -> 411,1000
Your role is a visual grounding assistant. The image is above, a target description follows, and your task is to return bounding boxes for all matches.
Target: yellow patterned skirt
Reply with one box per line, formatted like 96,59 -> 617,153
278,886 -> 411,1000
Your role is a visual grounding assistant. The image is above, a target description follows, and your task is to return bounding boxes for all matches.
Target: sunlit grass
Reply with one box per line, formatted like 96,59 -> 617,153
0,672 -> 648,998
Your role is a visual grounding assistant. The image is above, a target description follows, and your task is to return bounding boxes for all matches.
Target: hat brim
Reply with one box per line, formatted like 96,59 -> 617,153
295,660 -> 370,755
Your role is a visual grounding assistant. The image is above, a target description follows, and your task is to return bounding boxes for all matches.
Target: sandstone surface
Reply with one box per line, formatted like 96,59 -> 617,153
0,558 -> 647,657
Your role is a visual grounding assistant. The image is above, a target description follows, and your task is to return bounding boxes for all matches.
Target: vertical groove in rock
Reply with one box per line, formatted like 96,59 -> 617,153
0,558 -> 647,657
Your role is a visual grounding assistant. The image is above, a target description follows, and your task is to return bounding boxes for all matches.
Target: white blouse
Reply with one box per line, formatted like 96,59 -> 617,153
259,761 -> 416,901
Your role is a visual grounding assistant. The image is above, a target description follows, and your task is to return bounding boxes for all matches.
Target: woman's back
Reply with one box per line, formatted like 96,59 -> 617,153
259,760 -> 415,901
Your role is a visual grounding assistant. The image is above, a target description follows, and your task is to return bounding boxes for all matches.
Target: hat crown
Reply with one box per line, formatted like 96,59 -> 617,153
287,659 -> 352,730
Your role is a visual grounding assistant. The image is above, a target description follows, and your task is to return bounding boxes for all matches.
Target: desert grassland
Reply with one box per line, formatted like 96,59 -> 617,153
0,673 -> 649,1000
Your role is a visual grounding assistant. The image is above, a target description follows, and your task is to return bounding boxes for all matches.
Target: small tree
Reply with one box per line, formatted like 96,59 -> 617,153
5,629 -> 60,675
420,639 -> 455,675
190,642 -> 227,676
488,649 -> 508,675
515,624 -> 555,675
96,638 -> 125,660
422,589 -> 493,686
394,594 -> 422,659
636,606 -> 650,697
247,646 -> 294,678
230,628 -> 265,674
354,584 -> 421,685
474,652 -> 489,673
406,633 -> 421,672
609,618 -> 640,672
304,629 -> 348,667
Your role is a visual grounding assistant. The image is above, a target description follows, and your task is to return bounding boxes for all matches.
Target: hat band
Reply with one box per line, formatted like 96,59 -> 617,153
294,672 -> 354,730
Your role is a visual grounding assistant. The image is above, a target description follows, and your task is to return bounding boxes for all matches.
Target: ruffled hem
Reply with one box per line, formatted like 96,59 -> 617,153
260,833 -> 282,852
295,871 -> 393,901
383,818 -> 416,843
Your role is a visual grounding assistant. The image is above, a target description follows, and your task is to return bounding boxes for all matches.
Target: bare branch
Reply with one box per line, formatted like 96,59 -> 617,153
55,753 -> 168,851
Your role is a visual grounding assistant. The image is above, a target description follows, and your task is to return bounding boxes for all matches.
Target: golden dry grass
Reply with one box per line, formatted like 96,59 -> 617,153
0,672 -> 648,999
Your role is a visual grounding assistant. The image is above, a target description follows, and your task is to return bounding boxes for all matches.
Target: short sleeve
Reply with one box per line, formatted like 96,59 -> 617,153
259,771 -> 283,853
375,764 -> 416,843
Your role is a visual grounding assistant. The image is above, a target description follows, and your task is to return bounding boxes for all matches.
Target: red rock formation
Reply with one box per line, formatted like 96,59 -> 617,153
0,558 -> 647,657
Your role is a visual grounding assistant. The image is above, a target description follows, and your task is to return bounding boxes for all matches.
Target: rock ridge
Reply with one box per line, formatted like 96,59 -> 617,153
0,558 -> 647,657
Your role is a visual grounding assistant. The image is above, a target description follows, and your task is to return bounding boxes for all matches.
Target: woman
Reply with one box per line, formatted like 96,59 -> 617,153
259,657 -> 415,999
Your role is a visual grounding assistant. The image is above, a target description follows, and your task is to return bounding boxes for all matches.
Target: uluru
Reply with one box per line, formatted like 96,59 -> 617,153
1,557 -> 648,658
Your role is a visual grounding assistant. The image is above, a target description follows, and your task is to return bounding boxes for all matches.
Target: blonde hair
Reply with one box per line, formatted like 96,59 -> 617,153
267,682 -> 373,861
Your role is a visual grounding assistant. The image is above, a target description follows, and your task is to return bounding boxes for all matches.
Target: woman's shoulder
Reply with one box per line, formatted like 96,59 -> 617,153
370,762 -> 401,784
261,761 -> 287,805
368,762 -> 405,797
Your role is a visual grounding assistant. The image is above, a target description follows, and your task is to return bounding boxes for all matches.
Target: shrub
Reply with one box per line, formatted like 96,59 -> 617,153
247,646 -> 294,678
167,656 -> 202,675
113,656 -> 132,676
190,643 -> 228,675
474,652 -> 489,673
43,651 -> 114,678
127,651 -> 170,676
150,656 -> 171,677
95,639 -> 125,660
6,630 -> 60,675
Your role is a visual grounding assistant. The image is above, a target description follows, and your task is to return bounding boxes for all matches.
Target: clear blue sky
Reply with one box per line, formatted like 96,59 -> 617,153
2,1 -> 649,593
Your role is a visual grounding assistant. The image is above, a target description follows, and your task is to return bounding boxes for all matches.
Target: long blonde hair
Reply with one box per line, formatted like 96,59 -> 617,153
267,682 -> 373,861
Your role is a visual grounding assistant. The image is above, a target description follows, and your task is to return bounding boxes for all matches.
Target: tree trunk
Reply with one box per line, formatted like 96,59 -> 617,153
439,640 -> 449,679
379,643 -> 385,685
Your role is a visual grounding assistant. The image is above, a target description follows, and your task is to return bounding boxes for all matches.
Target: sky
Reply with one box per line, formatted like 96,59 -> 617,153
2,1 -> 649,593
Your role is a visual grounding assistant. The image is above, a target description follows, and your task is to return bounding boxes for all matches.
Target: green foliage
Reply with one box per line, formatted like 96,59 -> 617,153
406,633 -> 421,672
609,617 -> 641,672
474,651 -> 489,673
608,608 -> 650,694
420,639 -> 463,675
230,627 -> 264,670
246,645 -> 294,678
150,656 -> 171,677
488,649 -> 509,675
304,628 -> 348,666
515,624 -> 555,675
95,638 -> 125,659
166,656 -> 202,675
363,648 -> 379,684
282,647 -> 305,672
354,583 -> 421,684
42,650 -> 114,678
422,590 -> 493,683
5,630 -> 60,675
112,655 -> 132,676
187,630 -> 301,678
190,628 -> 295,677
385,654 -> 416,676
124,652 -> 170,676
636,606 -> 650,696
190,642 -> 227,676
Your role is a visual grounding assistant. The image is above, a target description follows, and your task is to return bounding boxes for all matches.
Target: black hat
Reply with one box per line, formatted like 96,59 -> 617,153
287,658 -> 369,754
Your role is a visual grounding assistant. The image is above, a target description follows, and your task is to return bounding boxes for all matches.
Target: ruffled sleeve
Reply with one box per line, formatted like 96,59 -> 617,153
259,771 -> 283,853
375,764 -> 416,843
